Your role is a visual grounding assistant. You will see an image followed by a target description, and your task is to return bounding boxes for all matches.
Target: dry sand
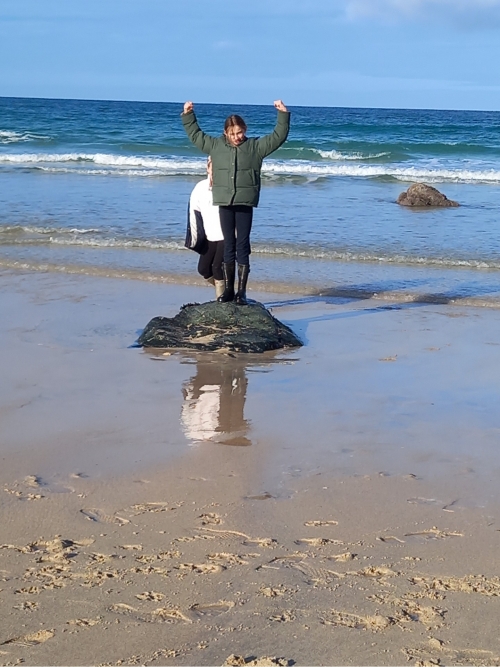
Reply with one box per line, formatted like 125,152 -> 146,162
1,269 -> 500,666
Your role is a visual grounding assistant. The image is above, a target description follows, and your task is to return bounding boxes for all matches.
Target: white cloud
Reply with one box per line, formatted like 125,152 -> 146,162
343,0 -> 500,27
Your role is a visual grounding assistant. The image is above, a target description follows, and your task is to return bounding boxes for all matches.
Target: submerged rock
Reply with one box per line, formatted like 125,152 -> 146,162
397,183 -> 459,207
137,300 -> 302,353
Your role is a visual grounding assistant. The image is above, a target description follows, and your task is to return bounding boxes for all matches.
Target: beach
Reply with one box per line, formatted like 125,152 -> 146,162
1,267 -> 500,666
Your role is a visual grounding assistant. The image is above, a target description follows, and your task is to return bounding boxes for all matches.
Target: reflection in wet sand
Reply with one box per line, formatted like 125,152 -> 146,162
181,360 -> 251,446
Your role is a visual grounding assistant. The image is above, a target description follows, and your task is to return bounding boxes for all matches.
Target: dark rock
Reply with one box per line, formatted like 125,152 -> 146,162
397,183 -> 459,207
137,300 -> 302,353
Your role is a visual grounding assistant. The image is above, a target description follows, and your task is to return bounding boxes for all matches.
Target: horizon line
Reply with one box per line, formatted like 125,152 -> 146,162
1,94 -> 499,114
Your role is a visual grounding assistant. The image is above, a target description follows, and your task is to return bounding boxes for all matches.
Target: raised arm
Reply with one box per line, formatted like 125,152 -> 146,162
257,100 -> 290,158
181,101 -> 217,154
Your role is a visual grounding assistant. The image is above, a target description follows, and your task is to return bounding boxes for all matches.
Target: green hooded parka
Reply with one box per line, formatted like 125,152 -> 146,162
182,109 -> 290,207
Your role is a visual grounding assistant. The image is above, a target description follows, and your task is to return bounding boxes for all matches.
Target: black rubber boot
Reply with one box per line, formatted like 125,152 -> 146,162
217,261 -> 236,303
234,264 -> 250,305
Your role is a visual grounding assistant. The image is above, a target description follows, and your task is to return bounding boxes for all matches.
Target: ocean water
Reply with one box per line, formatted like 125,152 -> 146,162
2,96 -> 500,306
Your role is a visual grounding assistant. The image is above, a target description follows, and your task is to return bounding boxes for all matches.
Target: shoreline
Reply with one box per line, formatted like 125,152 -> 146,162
4,251 -> 500,310
1,267 -> 500,666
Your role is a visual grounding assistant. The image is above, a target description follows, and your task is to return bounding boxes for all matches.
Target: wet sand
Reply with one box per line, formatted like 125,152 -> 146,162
1,269 -> 500,666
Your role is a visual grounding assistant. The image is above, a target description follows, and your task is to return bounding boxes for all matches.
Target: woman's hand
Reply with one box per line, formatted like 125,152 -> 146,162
273,100 -> 288,112
183,101 -> 194,114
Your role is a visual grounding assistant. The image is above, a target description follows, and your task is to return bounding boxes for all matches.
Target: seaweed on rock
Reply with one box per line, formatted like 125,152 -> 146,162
137,301 -> 302,353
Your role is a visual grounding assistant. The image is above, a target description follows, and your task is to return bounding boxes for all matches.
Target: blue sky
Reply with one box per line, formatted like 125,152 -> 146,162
1,0 -> 500,110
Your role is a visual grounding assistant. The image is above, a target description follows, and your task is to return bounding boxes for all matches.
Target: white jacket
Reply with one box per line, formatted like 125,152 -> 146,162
185,178 -> 223,253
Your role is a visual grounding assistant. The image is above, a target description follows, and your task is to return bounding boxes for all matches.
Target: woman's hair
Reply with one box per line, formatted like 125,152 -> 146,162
224,114 -> 247,132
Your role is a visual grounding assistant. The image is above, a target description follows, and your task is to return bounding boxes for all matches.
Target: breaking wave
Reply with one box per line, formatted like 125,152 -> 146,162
0,130 -> 51,143
0,224 -> 101,235
1,151 -> 500,184
2,224 -> 500,271
313,148 -> 390,161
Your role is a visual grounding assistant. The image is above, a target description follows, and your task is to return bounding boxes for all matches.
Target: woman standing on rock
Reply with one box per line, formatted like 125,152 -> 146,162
181,100 -> 290,304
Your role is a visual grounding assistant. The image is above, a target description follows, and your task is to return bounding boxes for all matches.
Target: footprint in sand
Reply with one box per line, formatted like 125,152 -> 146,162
207,552 -> 250,566
88,552 -> 117,564
295,538 -> 342,547
406,497 -> 462,513
354,565 -> 399,578
67,617 -> 102,627
175,562 -> 225,574
245,492 -> 275,500
24,536 -> 87,564
14,586 -> 42,595
224,656 -> 291,666
269,610 -> 296,623
175,534 -> 217,543
80,508 -> 130,525
135,591 -> 165,601
257,555 -> 303,572
35,536 -> 92,551
1,539 -> 65,555
198,512 -> 223,525
144,608 -> 193,624
129,502 -> 175,515
187,600 -> 235,619
404,527 -> 463,541
403,642 -> 500,667
198,528 -> 277,547
135,550 -> 181,562
369,594 -> 446,626
23,475 -> 43,488
78,567 -> 122,588
119,544 -> 143,551
260,586 -> 286,598
24,475 -> 73,494
260,555 -> 339,582
377,535 -> 406,543
4,486 -> 44,500
399,602 -> 446,625
290,561 -> 345,585
321,610 -> 393,632
109,603 -> 193,625
108,603 -> 136,616
198,528 -> 248,539
243,537 -> 278,548
328,552 -> 356,562
410,573 -> 500,596
0,629 -> 54,647
13,601 -> 39,611
407,497 -> 440,505
304,520 -> 338,527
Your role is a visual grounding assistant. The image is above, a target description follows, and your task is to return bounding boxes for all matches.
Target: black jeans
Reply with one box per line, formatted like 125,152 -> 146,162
219,205 -> 253,265
197,240 -> 224,281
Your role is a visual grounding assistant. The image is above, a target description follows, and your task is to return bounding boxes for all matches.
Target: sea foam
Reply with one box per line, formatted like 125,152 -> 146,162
1,151 -> 500,184
2,223 -> 500,271
0,130 -> 51,143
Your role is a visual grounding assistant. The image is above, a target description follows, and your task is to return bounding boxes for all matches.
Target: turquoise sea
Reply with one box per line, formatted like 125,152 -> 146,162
2,96 -> 500,305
